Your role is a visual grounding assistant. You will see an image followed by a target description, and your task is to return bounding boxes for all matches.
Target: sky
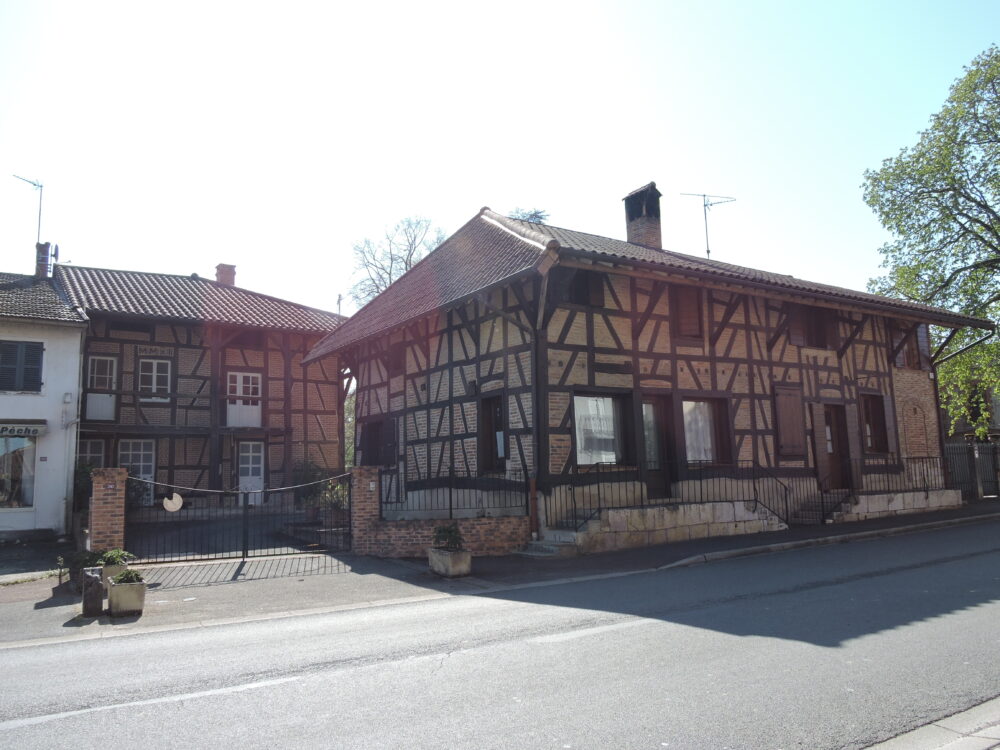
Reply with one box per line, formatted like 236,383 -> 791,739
1,1 -> 998,317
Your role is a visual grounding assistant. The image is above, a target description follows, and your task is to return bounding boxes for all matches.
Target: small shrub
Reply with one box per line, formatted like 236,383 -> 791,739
99,548 -> 136,566
62,549 -> 101,572
432,523 -> 463,551
112,569 -> 144,584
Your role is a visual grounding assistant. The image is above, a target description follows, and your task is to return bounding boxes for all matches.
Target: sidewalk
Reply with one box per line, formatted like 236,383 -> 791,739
2,500 -> 999,648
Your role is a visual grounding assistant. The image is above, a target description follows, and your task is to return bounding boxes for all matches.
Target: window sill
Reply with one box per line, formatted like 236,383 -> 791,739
139,397 -> 170,403
0,506 -> 34,512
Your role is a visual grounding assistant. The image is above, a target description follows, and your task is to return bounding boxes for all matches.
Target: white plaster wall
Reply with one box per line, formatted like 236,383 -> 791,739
0,319 -> 85,535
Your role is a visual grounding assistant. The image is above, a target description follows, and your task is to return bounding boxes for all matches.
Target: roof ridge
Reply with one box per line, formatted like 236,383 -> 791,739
481,209 -> 560,251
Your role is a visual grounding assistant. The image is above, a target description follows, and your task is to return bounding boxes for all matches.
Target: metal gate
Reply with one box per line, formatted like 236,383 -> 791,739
124,474 -> 351,563
945,443 -> 1000,501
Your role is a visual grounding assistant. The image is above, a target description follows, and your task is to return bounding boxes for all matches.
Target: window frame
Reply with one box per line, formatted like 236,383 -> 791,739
479,394 -> 506,472
138,358 -> 171,402
77,439 -> 106,469
789,305 -> 839,350
681,397 -> 732,465
87,355 -> 117,391
572,392 -> 634,466
0,435 -> 37,508
0,340 -> 43,393
860,393 -> 890,454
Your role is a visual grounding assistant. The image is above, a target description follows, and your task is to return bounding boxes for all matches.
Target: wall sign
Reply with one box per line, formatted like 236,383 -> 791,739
0,423 -> 46,437
137,345 -> 174,357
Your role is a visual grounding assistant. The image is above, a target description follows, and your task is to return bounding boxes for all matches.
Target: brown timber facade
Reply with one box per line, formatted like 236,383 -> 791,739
308,184 -> 993,553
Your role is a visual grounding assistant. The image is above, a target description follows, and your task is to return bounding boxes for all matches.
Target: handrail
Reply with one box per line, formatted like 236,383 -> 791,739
750,462 -> 793,523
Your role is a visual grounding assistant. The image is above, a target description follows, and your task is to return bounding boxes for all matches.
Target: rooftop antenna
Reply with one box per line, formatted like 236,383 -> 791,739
13,175 -> 44,244
337,294 -> 342,316
681,193 -> 735,259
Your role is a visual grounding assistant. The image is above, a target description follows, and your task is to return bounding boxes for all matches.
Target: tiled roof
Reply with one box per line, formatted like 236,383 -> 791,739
306,208 -> 993,361
0,272 -> 87,323
305,212 -> 546,361
55,265 -> 345,333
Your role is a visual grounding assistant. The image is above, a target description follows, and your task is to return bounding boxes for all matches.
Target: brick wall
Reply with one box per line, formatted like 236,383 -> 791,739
892,368 -> 941,457
350,466 -> 530,557
89,467 -> 126,550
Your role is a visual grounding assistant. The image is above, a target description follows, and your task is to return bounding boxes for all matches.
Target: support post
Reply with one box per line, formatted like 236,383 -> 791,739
89,467 -> 127,551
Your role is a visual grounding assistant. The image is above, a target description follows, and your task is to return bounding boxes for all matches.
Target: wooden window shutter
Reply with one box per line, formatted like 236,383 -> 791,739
774,385 -> 805,456
788,305 -> 806,347
891,323 -> 907,368
674,286 -> 702,339
824,310 -> 840,350
0,342 -> 18,391
917,324 -> 931,369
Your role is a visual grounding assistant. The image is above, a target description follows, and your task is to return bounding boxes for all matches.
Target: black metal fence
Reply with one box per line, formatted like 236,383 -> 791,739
378,467 -> 528,520
544,461 -> 793,531
945,442 -> 1000,501
124,473 -> 351,562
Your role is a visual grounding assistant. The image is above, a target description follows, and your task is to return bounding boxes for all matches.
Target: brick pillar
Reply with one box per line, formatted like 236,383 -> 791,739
350,466 -> 380,555
90,468 -> 127,551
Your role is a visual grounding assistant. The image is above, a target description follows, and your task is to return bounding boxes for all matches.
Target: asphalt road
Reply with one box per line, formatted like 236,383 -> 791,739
3,522 -> 1000,749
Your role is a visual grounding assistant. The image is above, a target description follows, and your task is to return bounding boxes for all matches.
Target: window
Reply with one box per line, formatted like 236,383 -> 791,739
574,395 -> 627,464
77,439 -> 105,468
480,395 -> 506,471
861,394 -> 889,453
228,329 -> 264,349
773,385 -> 805,456
568,270 -> 604,307
138,359 -> 170,402
359,418 -> 395,467
118,439 -> 155,505
0,341 -> 43,392
789,305 -> 838,350
892,322 -> 927,370
671,285 -> 703,341
682,399 -> 730,464
388,344 -> 406,377
0,436 -> 36,508
88,356 -> 116,391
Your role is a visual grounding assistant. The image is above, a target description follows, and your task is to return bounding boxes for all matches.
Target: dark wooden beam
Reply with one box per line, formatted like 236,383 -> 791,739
474,292 -> 533,337
889,321 -> 918,362
709,294 -> 744,347
837,314 -> 870,359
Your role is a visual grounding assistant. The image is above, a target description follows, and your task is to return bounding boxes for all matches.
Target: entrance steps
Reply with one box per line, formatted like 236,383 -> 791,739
516,539 -> 579,558
790,491 -> 852,525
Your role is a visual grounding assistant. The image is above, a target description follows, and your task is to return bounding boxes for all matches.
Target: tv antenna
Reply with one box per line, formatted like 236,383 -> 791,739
681,193 -> 735,259
13,175 -> 44,243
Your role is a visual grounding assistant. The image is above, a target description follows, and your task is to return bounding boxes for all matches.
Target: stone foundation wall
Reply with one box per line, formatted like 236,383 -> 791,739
836,489 -> 962,522
573,501 -> 787,555
351,466 -> 530,557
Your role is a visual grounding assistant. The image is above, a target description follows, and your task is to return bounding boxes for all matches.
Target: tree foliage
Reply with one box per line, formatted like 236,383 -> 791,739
863,46 -> 1000,437
509,207 -> 549,223
350,217 -> 445,306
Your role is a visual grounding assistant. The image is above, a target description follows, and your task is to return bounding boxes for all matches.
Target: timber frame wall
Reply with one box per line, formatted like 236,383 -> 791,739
348,255 -> 941,499
79,316 -> 342,493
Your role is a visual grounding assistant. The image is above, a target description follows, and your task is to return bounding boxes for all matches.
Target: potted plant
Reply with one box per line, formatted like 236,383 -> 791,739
108,568 -> 147,617
99,548 -> 136,591
428,523 -> 471,578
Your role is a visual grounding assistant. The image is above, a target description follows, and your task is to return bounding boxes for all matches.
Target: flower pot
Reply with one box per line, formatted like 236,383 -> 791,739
428,547 -> 472,578
101,564 -> 126,592
108,580 -> 146,617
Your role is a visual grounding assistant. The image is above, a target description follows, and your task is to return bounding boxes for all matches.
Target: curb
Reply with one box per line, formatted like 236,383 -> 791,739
658,512 -> 1000,570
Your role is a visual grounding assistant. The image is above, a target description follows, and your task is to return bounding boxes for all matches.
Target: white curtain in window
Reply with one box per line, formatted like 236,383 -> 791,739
574,396 -> 621,464
683,401 -> 715,462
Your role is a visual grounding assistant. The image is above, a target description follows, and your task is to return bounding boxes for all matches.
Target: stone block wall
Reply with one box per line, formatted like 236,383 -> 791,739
571,501 -> 787,555
836,489 -> 962,522
350,466 -> 530,557
89,467 -> 126,550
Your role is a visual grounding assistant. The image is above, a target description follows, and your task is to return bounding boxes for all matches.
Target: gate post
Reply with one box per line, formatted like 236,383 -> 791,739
89,468 -> 127,551
350,466 -> 381,555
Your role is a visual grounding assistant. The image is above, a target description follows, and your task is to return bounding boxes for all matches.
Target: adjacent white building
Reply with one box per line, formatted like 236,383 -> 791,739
0,244 -> 87,538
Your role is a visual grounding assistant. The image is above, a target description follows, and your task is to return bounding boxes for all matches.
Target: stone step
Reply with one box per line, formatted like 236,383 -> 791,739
514,540 -> 579,558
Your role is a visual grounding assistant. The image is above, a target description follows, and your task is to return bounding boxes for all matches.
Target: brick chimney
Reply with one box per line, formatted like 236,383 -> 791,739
35,242 -> 53,279
623,182 -> 662,249
215,263 -> 236,286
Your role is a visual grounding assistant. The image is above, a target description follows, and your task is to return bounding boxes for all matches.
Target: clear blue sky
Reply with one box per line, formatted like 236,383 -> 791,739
1,1 -> 997,315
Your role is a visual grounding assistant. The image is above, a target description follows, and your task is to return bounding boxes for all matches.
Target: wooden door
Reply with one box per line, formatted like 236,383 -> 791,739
642,396 -> 672,498
823,405 -> 850,490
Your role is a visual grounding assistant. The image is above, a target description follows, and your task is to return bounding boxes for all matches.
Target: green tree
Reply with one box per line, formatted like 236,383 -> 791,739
863,46 -> 1000,437
509,207 -> 549,223
350,217 -> 446,306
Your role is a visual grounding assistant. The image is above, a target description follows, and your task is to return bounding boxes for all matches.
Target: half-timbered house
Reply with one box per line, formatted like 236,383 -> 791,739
55,259 -> 346,517
307,183 -> 994,556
